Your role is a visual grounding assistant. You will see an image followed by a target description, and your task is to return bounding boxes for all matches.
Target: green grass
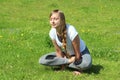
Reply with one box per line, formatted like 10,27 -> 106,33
0,0 -> 120,80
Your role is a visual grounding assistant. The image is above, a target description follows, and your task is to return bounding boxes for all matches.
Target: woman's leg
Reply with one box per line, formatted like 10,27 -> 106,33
77,54 -> 92,70
68,47 -> 92,70
39,52 -> 69,66
68,54 -> 92,70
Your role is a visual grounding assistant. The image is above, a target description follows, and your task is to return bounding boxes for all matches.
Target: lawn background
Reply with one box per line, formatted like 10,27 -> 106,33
0,0 -> 120,80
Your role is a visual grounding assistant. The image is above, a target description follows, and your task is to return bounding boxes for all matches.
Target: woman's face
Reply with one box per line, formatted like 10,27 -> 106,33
50,13 -> 61,28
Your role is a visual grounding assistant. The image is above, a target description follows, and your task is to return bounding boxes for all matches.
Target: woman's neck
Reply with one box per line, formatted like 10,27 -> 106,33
56,26 -> 62,36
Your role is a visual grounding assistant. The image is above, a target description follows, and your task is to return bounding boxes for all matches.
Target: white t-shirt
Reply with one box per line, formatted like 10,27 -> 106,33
49,24 -> 86,55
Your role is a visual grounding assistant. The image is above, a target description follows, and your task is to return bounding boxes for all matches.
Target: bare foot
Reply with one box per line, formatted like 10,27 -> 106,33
73,70 -> 82,75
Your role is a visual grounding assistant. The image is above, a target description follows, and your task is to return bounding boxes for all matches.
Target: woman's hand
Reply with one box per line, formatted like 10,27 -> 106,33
68,56 -> 75,63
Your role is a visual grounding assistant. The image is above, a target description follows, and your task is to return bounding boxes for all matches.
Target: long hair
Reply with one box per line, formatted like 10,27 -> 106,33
49,9 -> 70,58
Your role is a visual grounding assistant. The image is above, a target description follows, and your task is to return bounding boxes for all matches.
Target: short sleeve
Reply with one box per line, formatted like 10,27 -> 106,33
68,25 -> 78,41
49,28 -> 56,40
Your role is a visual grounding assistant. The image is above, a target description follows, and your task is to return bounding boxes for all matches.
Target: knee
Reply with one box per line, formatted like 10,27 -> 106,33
39,52 -> 56,64
78,61 -> 92,70
83,61 -> 91,68
39,56 -> 47,65
39,57 -> 44,64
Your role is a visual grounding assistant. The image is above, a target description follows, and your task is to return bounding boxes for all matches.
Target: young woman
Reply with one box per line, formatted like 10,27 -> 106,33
39,9 -> 92,75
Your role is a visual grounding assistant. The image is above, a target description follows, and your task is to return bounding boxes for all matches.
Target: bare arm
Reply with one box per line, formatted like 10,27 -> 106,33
72,35 -> 82,61
52,40 -> 75,64
52,40 -> 64,57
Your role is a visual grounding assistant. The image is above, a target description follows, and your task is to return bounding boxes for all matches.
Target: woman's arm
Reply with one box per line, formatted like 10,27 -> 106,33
52,40 -> 64,57
52,40 -> 75,64
72,35 -> 82,61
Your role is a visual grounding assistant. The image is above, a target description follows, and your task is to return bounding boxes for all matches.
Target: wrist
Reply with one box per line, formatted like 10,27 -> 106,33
75,53 -> 82,60
74,57 -> 82,65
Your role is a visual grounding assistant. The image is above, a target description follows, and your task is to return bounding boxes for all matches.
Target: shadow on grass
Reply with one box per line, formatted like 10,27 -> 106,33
51,64 -> 104,74
84,64 -> 104,74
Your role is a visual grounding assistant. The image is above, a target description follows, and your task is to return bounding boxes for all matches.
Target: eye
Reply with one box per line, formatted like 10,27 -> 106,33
50,17 -> 59,21
55,18 -> 59,20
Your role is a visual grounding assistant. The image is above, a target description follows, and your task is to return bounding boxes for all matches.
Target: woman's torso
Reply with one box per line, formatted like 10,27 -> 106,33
49,24 -> 86,55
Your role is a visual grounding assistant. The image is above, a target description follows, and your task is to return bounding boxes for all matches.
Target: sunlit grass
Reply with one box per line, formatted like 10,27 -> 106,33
0,0 -> 120,80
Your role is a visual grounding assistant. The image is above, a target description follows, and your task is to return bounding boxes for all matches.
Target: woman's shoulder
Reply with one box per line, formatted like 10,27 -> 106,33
66,24 -> 76,29
66,24 -> 77,32
66,24 -> 78,41
49,28 -> 56,36
49,28 -> 56,39
49,28 -> 56,33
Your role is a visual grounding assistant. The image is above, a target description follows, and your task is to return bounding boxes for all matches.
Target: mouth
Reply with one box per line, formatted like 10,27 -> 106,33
51,24 -> 56,27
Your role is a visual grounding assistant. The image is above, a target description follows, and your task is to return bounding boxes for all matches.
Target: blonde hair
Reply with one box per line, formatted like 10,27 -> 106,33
49,9 -> 70,58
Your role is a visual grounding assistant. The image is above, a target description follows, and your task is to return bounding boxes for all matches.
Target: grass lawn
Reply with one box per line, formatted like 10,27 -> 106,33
0,0 -> 120,80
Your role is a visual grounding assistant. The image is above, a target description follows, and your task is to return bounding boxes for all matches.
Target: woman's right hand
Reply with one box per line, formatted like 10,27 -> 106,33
68,57 -> 75,63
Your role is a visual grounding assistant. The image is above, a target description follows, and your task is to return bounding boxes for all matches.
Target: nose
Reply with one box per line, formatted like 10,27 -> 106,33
50,19 -> 55,24
51,19 -> 54,23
